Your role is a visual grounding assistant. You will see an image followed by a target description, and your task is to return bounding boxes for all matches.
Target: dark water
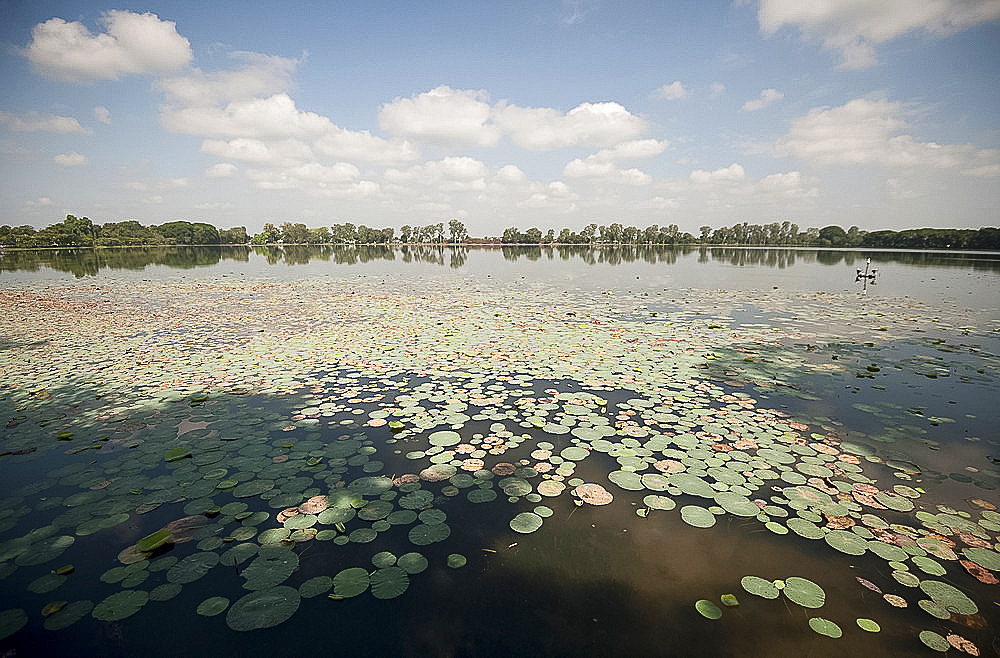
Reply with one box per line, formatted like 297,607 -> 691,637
1,246 -> 998,657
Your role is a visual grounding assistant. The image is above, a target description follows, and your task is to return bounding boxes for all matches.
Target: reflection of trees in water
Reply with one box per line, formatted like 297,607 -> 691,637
2,244 -> 997,276
0,246 -> 249,278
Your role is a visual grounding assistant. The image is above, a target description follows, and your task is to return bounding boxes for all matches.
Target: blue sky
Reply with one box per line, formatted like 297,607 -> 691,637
1,0 -> 998,236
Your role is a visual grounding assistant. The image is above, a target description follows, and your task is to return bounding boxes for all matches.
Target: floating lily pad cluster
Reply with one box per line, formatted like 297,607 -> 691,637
1,263 -> 997,652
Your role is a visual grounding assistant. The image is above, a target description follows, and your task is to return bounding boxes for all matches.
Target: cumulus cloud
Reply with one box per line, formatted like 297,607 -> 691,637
23,197 -> 54,211
0,111 -> 91,134
496,101 -> 646,150
655,81 -> 689,100
778,97 -> 1000,173
379,86 -> 647,151
205,162 -> 237,178
758,0 -> 1000,69
158,52 -> 297,107
379,86 -> 499,147
562,138 -> 667,184
25,10 -> 192,82
159,52 -> 419,185
690,163 -> 746,184
93,106 -> 111,124
742,88 -> 783,111
54,152 -> 88,166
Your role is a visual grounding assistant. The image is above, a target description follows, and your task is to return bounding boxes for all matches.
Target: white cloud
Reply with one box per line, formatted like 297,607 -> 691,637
778,97 -> 1000,173
758,0 -> 1000,69
690,163 -> 746,184
205,162 -> 237,178
23,197 -> 54,211
125,177 -> 188,192
0,111 -> 91,134
379,86 -> 647,151
710,82 -> 726,98
158,52 -> 297,107
313,128 -> 418,166
25,10 -> 192,82
496,101 -> 646,150
163,94 -> 331,139
385,156 -> 490,193
655,81 -> 689,100
92,106 -> 111,124
562,138 -> 666,184
742,88 -> 784,111
195,201 -> 236,210
378,86 -> 500,147
201,137 -> 314,166
557,0 -> 601,25
54,152 -> 88,166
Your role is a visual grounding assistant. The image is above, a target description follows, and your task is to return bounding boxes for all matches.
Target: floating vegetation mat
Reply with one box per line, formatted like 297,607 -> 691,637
1,272 -> 998,656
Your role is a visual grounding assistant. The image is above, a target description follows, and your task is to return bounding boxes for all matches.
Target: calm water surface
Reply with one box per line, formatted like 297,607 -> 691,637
1,246 -> 998,657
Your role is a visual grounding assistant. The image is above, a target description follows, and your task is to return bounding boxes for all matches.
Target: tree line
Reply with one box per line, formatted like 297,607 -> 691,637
0,216 -> 246,248
2,216 -> 997,250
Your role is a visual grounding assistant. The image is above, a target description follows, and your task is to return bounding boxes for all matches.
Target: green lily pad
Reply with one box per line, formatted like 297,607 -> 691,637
397,552 -> 428,574
447,553 -> 467,568
510,512 -> 543,534
42,600 -> 93,631
92,590 -> 149,621
695,599 -> 722,619
808,617 -> 842,638
918,580 -> 978,615
136,528 -> 172,553
918,630 -> 950,652
783,576 -> 825,608
299,576 -> 333,598
372,551 -> 397,568
196,596 -> 230,616
167,551 -> 219,584
332,567 -> 370,598
226,586 -> 300,631
370,566 -> 409,599
856,618 -> 880,632
741,575 -> 779,599
165,447 -> 191,462
680,505 -> 716,528
0,608 -> 28,641
241,547 -> 298,590
963,547 -> 1000,571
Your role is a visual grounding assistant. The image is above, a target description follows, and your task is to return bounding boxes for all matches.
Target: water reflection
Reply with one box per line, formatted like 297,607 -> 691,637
1,244 -> 998,277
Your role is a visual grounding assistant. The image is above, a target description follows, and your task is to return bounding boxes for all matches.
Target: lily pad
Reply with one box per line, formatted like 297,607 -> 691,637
741,575 -> 779,599
92,590 -> 149,621
136,528 -> 172,553
856,618 -> 880,632
0,608 -> 28,641
333,567 -> 370,598
782,576 -> 825,608
196,596 -> 230,616
370,566 -> 409,599
808,617 -> 842,638
299,576 -> 333,598
695,599 -> 722,619
397,552 -> 429,574
680,505 -> 716,528
226,586 -> 300,631
510,512 -> 543,534
447,553 -> 467,568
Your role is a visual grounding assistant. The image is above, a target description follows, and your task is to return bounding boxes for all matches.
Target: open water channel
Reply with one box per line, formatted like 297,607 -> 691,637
1,245 -> 998,656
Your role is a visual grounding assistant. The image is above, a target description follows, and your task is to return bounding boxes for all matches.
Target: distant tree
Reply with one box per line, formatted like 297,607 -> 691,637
280,222 -> 310,244
307,226 -> 331,243
699,226 -> 712,243
219,226 -> 248,244
400,225 -> 412,243
524,227 -> 543,243
448,218 -> 468,243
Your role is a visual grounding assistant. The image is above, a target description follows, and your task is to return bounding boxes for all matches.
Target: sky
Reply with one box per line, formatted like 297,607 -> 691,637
1,0 -> 998,236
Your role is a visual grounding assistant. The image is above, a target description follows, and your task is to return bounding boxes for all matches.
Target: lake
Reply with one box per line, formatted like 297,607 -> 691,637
1,245 -> 999,656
